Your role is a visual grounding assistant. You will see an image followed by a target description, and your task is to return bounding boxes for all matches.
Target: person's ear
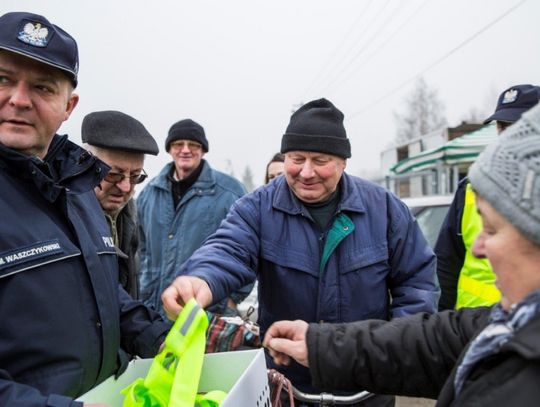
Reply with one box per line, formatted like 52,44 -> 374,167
63,92 -> 79,121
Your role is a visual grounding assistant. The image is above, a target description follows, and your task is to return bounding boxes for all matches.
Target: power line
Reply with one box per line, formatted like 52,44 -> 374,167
299,0 -> 376,101
317,0 -> 408,96
348,0 -> 527,120
309,0 -> 392,96
323,0 -> 430,96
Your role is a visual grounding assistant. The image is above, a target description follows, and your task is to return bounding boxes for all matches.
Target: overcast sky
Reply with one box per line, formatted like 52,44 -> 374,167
2,0 -> 539,187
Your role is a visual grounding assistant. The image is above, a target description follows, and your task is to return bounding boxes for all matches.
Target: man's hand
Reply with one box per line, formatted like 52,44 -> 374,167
161,276 -> 213,321
263,320 -> 309,367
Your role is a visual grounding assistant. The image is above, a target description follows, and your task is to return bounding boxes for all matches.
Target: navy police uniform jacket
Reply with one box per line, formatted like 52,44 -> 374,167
0,135 -> 171,407
181,173 -> 439,391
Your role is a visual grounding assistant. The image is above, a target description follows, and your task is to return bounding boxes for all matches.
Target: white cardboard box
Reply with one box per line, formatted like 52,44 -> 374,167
77,348 -> 270,406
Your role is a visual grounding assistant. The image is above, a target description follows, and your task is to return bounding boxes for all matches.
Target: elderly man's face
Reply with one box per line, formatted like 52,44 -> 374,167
284,151 -> 346,203
472,195 -> 540,311
168,139 -> 205,180
93,148 -> 145,214
0,50 -> 78,158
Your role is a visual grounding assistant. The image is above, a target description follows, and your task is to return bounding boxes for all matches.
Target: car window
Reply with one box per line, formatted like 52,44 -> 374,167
413,205 -> 450,248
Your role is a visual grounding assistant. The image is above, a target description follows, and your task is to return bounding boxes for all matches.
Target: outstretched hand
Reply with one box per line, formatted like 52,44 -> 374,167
161,276 -> 213,321
263,320 -> 309,367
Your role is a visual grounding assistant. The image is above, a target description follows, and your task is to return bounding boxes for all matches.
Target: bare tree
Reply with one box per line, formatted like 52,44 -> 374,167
394,77 -> 447,144
242,165 -> 255,192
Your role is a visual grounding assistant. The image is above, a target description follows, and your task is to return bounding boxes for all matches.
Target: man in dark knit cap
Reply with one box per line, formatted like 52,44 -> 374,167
82,110 -> 159,299
162,99 -> 438,405
137,118 -> 252,318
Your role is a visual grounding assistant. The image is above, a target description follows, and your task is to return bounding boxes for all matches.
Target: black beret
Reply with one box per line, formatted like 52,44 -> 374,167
82,110 -> 159,155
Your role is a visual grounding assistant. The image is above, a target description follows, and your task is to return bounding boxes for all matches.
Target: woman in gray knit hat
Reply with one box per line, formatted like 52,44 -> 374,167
264,103 -> 540,406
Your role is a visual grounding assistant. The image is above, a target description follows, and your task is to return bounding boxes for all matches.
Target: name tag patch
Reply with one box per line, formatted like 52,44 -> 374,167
0,239 -> 63,270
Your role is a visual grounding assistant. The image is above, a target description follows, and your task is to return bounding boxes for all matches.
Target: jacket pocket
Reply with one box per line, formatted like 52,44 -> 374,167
338,242 -> 388,275
0,239 -> 80,279
260,237 -> 319,278
337,242 -> 390,320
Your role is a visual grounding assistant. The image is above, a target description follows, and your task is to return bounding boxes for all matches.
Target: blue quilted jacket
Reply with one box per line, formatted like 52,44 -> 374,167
182,173 -> 440,390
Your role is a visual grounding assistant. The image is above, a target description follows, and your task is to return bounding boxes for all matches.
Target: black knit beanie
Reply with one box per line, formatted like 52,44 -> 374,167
165,119 -> 209,152
281,98 -> 351,158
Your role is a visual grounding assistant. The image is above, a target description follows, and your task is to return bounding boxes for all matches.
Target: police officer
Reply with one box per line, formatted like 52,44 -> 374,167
436,84 -> 540,310
0,12 -> 170,405
82,110 -> 159,299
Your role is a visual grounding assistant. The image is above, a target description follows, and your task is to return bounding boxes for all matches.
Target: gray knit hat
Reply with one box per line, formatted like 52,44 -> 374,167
469,103 -> 540,245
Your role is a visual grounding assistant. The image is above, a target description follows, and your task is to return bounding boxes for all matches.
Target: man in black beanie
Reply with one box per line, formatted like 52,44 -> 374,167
137,118 -> 252,318
162,98 -> 438,405
82,110 -> 159,299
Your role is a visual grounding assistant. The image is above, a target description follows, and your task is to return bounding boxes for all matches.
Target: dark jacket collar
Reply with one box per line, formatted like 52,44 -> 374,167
0,134 -> 110,202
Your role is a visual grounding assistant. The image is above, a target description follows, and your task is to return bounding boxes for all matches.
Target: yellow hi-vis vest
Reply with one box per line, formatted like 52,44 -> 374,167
122,299 -> 226,407
456,183 -> 501,309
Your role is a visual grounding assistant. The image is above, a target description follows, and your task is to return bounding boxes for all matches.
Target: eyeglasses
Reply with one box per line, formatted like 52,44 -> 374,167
169,141 -> 202,151
103,169 -> 148,185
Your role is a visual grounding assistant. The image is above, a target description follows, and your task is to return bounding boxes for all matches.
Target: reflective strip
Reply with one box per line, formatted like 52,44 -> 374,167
457,274 -> 501,308
0,253 -> 80,279
180,303 -> 201,336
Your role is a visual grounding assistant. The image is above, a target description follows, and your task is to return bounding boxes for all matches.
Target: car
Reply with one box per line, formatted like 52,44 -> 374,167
402,194 -> 454,248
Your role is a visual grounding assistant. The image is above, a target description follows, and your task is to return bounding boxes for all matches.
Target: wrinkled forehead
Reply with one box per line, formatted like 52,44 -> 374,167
88,145 -> 145,168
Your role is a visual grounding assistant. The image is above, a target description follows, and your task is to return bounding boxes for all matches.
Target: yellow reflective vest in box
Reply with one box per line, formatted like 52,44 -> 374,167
456,184 -> 501,308
122,299 -> 226,407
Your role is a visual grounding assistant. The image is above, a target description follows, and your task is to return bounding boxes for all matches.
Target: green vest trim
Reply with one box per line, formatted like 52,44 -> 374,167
456,184 -> 501,308
320,213 -> 355,275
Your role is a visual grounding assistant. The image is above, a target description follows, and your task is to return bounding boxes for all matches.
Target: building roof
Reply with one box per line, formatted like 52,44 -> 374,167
391,123 -> 498,174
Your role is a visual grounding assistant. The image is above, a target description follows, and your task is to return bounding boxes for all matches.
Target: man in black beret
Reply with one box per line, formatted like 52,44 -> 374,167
162,98 -> 439,405
0,11 -> 170,406
82,110 -> 159,299
137,118 -> 253,318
